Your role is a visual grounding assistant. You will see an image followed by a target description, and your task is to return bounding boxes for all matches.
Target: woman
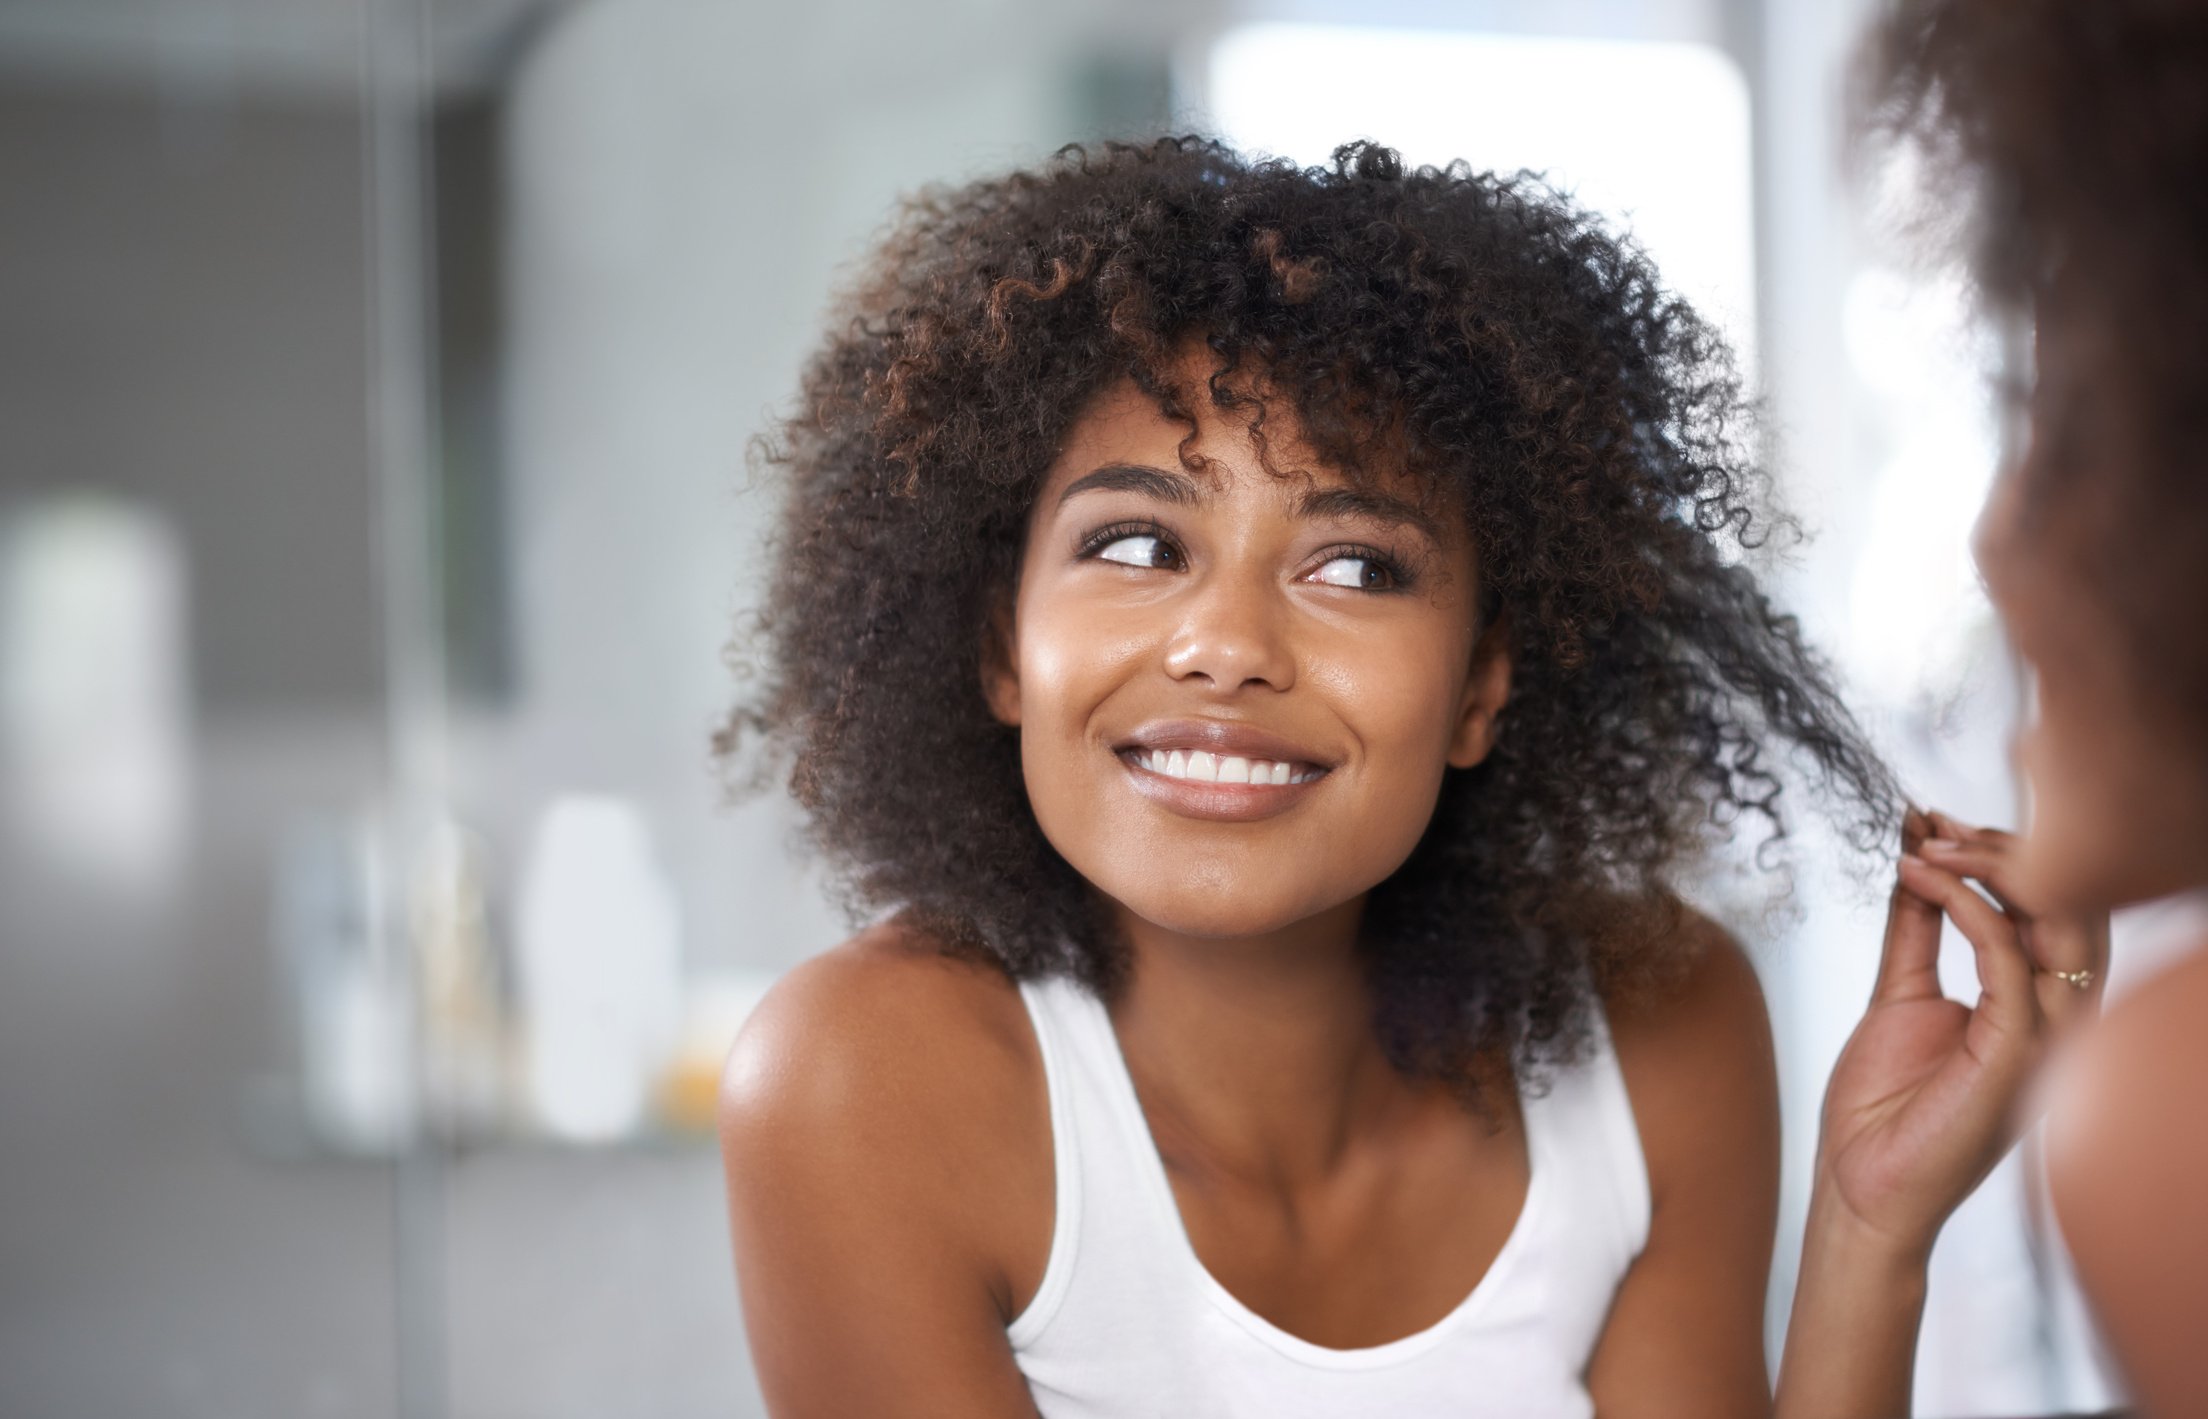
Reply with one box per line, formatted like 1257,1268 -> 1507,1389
1779,2 -> 2208,1414
714,137 -> 1898,1415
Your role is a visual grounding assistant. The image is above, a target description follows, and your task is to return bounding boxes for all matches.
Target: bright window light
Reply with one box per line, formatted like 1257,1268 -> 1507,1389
1840,266 -> 2002,702
1203,23 -> 1758,373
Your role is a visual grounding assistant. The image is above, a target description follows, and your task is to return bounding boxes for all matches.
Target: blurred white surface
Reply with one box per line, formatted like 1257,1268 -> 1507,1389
0,494 -> 190,887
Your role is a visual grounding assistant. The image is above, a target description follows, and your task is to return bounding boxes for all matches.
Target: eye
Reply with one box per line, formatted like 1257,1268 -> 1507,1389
1077,520 -> 1183,573
1088,529 -> 1182,570
1307,553 -> 1399,591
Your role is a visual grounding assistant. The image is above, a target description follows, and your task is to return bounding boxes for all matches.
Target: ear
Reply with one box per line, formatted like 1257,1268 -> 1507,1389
1446,609 -> 1513,770
979,594 -> 1022,728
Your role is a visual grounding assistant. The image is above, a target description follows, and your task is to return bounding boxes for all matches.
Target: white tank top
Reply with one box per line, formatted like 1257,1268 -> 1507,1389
1007,972 -> 1651,1419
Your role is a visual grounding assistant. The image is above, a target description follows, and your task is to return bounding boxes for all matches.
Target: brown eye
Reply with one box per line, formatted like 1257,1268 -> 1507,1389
1309,554 -> 1394,590
1096,533 -> 1179,570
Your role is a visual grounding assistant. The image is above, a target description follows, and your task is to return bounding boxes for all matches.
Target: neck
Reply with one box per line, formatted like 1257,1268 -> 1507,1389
1103,893 -> 1410,1189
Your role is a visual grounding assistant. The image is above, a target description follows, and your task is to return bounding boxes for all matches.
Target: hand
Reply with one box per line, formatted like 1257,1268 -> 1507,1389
1915,810 -> 2109,1034
1813,807 -> 2111,1257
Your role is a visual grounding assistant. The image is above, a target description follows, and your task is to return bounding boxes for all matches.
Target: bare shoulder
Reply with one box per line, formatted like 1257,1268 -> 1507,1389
1600,907 -> 1779,1212
718,916 -> 1052,1317
720,916 -> 1041,1131
1601,907 -> 1771,1040
1602,908 -> 1776,1114
2045,944 -> 2208,1416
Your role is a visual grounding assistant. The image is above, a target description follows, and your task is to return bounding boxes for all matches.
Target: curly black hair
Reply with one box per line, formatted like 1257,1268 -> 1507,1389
1860,0 -> 2208,745
717,136 -> 1897,1083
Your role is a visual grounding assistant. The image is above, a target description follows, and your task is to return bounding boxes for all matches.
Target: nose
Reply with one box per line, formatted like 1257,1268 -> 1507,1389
1161,568 -> 1296,693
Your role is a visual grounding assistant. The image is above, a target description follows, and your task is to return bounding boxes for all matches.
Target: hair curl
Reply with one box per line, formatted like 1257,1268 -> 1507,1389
718,136 -> 1897,1082
1860,0 -> 2208,739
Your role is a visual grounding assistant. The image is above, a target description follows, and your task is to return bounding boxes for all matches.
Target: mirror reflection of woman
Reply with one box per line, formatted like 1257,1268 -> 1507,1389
713,136 -> 1924,1417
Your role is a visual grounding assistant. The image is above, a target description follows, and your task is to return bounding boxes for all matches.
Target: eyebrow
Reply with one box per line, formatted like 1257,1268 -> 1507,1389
1055,461 -> 1447,545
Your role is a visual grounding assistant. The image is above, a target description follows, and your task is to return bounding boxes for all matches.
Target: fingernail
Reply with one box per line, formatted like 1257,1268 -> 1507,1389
1922,838 -> 1961,853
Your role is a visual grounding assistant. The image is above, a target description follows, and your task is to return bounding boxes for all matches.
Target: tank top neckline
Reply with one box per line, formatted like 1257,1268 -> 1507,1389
1056,975 -> 1555,1371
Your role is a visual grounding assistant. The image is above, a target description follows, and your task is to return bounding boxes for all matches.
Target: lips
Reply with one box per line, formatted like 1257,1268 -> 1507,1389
1111,718 -> 1335,822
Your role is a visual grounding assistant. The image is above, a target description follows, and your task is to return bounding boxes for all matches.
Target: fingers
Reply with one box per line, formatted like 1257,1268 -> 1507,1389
1874,811 -> 1946,1005
1919,839 -> 2098,957
1929,809 -> 2016,851
1921,812 -> 2032,912
1895,855 -> 2042,1050
1917,810 -> 2109,1030
1903,805 -> 1933,856
1915,842 -> 2031,917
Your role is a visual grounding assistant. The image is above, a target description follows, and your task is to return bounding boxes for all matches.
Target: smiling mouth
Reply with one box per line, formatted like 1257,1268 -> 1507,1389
1114,745 -> 1329,823
1120,747 -> 1326,786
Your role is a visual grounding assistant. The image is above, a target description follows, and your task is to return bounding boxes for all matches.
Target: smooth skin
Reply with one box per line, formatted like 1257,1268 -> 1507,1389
721,347 -> 1778,1417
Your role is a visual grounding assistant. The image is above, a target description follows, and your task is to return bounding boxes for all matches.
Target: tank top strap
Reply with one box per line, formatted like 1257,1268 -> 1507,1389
1523,996 -> 1653,1275
1591,997 -> 1654,1256
1007,973 -> 1088,1348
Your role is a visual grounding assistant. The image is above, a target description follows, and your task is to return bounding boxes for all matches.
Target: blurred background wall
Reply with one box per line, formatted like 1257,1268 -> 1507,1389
0,0 -> 2154,1415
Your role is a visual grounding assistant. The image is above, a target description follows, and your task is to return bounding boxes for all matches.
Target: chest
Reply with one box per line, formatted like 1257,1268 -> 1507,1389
1153,1097 -> 1532,1350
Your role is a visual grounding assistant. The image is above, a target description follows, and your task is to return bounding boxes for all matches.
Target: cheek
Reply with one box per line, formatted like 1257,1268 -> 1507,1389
1006,595 -> 1149,840
1308,634 -> 1467,786
1012,596 -> 1151,738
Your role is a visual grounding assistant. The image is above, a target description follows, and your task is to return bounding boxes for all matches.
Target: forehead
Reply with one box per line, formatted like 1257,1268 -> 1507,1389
1038,362 -> 1449,519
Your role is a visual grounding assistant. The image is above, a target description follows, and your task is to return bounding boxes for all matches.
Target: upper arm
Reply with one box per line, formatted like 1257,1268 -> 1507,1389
2046,947 -> 2208,1419
1586,914 -> 1782,1418
718,927 -> 1050,1419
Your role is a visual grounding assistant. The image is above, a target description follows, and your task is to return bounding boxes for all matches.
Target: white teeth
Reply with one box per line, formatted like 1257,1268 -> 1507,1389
1132,748 -> 1323,787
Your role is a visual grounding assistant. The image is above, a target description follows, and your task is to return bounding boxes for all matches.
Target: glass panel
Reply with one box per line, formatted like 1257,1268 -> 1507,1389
0,4 -> 402,1415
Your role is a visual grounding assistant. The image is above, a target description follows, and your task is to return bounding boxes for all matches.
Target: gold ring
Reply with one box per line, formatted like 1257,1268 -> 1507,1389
2041,967 -> 2096,990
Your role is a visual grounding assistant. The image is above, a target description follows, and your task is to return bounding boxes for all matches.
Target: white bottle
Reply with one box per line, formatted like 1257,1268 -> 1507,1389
513,795 -> 683,1143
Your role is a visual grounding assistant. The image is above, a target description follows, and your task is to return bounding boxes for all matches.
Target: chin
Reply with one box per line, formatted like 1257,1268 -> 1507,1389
2019,826 -> 2202,917
2016,783 -> 2201,914
2013,836 -> 2114,917
1102,874 -> 1336,941
2018,737 -> 2208,912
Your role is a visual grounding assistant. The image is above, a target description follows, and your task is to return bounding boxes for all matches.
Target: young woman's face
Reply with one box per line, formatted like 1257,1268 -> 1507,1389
981,358 -> 1510,941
